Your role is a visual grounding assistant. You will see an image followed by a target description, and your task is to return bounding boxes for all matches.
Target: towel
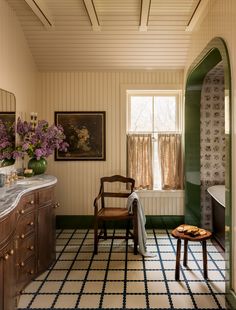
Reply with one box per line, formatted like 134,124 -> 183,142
126,192 -> 156,257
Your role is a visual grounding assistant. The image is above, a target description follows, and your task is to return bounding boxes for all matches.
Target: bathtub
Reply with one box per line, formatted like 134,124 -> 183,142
207,185 -> 225,249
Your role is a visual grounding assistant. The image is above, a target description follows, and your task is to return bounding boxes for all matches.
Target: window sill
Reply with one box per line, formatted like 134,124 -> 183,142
135,189 -> 184,197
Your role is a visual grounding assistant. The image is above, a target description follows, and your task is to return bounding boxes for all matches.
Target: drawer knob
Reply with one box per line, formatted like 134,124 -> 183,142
54,202 -> 60,208
9,249 -> 14,255
20,262 -> 25,267
29,245 -> 34,251
30,200 -> 34,205
29,221 -> 34,226
4,254 -> 9,260
20,234 -> 25,239
20,209 -> 25,215
28,270 -> 34,275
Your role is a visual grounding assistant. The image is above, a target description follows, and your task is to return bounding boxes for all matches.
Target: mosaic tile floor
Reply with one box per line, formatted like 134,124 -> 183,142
18,229 -> 226,310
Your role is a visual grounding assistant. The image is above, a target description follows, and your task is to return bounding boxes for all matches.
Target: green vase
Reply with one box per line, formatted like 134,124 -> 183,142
28,158 -> 47,175
1,158 -> 15,167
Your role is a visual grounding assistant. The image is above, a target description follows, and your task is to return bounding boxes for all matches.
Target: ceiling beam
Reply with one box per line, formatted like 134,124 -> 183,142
185,0 -> 211,32
139,0 -> 151,32
24,0 -> 53,28
83,0 -> 100,31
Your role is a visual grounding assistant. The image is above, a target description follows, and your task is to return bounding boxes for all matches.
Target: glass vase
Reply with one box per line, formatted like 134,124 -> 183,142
28,158 -> 47,175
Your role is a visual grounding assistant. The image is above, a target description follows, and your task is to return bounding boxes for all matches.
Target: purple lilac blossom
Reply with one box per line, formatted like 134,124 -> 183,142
16,118 -> 68,160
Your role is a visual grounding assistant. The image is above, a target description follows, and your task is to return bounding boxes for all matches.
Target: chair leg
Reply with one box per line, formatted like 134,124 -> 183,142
94,219 -> 98,254
103,221 -> 107,239
126,220 -> 130,239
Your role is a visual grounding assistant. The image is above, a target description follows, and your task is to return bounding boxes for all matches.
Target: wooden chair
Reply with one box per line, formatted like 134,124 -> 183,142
93,175 -> 138,255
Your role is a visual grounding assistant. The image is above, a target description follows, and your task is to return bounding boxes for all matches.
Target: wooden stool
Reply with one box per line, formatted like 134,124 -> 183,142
171,227 -> 212,281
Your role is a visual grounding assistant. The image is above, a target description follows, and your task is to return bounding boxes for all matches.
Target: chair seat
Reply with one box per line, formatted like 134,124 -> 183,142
98,207 -> 130,219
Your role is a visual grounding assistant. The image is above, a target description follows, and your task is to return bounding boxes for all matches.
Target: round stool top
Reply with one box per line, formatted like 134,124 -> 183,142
172,225 -> 212,242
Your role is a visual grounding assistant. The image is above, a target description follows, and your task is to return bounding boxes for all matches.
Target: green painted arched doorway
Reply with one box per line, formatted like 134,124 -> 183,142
184,37 -> 233,305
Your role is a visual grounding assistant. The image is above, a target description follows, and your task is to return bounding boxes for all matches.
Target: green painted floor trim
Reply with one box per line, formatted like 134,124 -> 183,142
56,215 -> 185,229
56,215 -> 93,229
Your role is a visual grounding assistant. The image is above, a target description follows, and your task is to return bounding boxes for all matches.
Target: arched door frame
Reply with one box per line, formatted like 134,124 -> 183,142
184,37 -> 232,302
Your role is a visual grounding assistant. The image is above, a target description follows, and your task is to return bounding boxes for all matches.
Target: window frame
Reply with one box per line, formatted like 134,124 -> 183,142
127,90 -> 182,135
127,89 -> 183,190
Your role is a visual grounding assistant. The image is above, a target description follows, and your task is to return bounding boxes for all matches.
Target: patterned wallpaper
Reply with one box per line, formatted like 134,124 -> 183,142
200,61 -> 225,229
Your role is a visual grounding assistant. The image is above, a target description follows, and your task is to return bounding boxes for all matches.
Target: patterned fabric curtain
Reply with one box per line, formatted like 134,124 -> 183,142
127,134 -> 153,190
158,133 -> 183,190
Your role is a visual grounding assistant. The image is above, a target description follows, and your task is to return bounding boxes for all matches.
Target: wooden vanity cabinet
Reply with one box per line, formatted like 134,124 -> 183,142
0,184 -> 56,310
37,187 -> 56,273
0,240 -> 16,310
15,192 -> 37,294
0,212 -> 17,310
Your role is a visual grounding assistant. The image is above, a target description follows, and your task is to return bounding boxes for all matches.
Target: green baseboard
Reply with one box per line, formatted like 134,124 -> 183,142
56,215 -> 184,230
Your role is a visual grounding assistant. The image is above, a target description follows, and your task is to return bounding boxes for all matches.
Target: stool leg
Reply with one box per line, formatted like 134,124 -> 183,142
175,239 -> 181,281
183,239 -> 188,267
202,240 -> 208,279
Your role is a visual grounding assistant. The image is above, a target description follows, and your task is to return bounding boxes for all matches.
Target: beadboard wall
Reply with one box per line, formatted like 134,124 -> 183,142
0,0 -> 37,117
37,70 -> 183,217
185,0 -> 236,297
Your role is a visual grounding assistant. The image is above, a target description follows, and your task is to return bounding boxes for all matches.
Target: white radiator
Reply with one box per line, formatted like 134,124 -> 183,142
137,190 -> 185,216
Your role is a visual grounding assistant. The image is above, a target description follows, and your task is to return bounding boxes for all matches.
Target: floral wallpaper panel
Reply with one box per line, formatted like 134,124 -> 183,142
200,62 -> 225,229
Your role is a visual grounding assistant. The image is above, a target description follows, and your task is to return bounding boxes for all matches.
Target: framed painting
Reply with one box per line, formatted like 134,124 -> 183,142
55,111 -> 106,161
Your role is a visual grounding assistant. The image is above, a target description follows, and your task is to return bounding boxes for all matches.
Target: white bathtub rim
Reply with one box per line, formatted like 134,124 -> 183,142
207,185 -> 225,208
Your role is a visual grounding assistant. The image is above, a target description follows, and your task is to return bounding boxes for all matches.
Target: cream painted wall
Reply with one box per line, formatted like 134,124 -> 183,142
0,0 -> 37,117
185,0 -> 236,294
37,71 -> 183,216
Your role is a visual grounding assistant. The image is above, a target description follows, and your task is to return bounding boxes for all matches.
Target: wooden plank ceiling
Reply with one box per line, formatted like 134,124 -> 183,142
7,0 -> 200,71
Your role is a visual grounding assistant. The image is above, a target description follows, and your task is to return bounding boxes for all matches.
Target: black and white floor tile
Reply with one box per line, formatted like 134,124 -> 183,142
17,229 -> 226,310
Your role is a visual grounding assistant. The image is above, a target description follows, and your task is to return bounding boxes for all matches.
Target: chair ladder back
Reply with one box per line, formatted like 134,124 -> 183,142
101,175 -> 135,194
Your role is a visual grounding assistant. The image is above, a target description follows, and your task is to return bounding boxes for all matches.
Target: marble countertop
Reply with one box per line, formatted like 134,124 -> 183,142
0,175 -> 57,218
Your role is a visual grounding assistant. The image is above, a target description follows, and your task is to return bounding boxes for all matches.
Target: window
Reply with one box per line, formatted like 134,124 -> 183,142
127,90 -> 182,189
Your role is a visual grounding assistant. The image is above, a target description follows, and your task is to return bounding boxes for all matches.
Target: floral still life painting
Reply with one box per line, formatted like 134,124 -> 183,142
55,111 -> 106,161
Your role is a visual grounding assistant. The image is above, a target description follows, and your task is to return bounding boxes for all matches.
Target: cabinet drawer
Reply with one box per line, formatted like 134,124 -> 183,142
17,255 -> 36,292
0,243 -> 15,261
17,211 -> 36,237
17,234 -> 35,263
38,187 -> 54,206
0,211 -> 16,251
17,193 -> 36,215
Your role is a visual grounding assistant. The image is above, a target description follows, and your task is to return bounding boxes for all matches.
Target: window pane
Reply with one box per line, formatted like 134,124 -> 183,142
130,96 -> 152,131
154,96 -> 177,131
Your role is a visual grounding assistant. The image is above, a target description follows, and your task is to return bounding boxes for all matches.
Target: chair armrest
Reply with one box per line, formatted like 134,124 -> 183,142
94,193 -> 102,216
94,193 -> 102,207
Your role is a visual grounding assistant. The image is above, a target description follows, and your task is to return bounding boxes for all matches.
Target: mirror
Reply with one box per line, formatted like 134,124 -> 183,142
0,88 -> 16,167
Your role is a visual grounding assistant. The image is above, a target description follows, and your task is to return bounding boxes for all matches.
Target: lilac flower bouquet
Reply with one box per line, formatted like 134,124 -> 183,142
0,119 -> 15,160
14,117 -> 68,160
